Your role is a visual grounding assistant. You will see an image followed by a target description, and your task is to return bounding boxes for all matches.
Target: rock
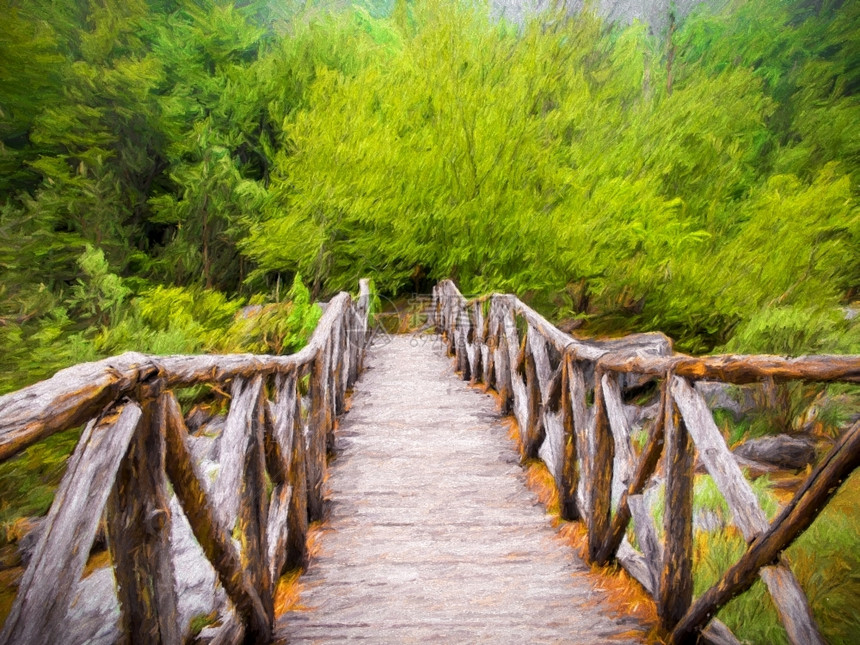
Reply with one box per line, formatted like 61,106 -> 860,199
695,381 -> 758,420
732,434 -> 816,470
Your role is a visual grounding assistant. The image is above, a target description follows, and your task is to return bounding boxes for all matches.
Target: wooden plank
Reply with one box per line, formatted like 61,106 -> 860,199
617,539 -> 658,595
161,393 -> 272,643
596,378 -> 667,565
568,360 -> 593,516
0,351 -> 153,462
267,483 -> 292,585
458,304 -> 471,380
325,327 -> 339,455
0,290 -> 357,462
334,316 -> 347,416
492,307 -> 512,413
671,420 -> 860,644
107,393 -> 180,644
528,328 -> 554,396
478,304 -> 492,386
498,292 -> 670,361
587,370 -> 615,563
671,377 -> 824,645
658,394 -> 694,633
263,398 -> 289,486
627,494 -> 661,592
0,404 -> 141,645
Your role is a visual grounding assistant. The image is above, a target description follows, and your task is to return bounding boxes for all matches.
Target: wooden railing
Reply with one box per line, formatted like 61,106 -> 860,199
432,280 -> 860,645
0,280 -> 370,645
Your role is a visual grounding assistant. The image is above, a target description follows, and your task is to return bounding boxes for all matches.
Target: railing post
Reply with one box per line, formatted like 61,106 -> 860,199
658,391 -> 694,633
522,334 -> 543,459
595,376 -> 668,565
307,349 -> 330,521
559,354 -> 579,521
161,392 -> 272,642
107,390 -> 180,644
587,368 -> 614,563
0,404 -> 142,645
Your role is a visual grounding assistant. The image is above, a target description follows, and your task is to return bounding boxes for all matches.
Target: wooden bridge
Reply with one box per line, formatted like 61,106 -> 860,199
0,279 -> 858,644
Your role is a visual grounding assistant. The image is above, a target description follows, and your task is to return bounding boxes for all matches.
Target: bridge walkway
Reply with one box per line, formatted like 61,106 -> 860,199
276,335 -> 644,643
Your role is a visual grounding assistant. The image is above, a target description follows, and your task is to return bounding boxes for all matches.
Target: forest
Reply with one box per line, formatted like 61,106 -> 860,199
1,0 -> 858,395
0,0 -> 858,641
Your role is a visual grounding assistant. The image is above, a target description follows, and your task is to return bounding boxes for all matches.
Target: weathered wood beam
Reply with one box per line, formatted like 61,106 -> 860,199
559,356 -> 579,521
212,377 -> 263,531
671,420 -> 860,644
107,393 -> 180,644
269,371 -> 308,571
307,348 -> 331,522
671,377 -> 824,645
598,353 -> 860,384
236,381 -> 275,628
0,290 -> 363,463
0,352 -> 154,462
587,370 -> 615,563
595,378 -> 668,565
502,309 -> 529,437
522,340 -> 544,459
602,372 -> 637,506
658,395 -> 694,633
0,404 -> 141,645
161,392 -> 272,643
567,359 -> 591,488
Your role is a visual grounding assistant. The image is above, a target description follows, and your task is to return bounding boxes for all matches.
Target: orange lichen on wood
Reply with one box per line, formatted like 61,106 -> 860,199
483,374 -> 659,640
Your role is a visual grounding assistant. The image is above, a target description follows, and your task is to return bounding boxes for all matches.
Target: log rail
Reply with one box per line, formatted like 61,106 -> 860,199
432,279 -> 860,645
0,280 -> 371,645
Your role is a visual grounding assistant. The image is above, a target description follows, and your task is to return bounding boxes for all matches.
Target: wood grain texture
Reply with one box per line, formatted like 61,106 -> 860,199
277,336 -> 644,643
0,404 -> 141,645
587,371 -> 615,563
671,377 -> 824,645
658,396 -> 694,633
161,392 -> 272,643
595,379 -> 667,566
0,292 -> 359,463
558,356 -> 580,521
596,352 -> 860,383
672,420 -> 860,644
107,394 -> 180,645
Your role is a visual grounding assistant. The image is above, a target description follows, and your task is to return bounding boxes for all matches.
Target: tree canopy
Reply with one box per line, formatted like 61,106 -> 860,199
0,0 -> 857,393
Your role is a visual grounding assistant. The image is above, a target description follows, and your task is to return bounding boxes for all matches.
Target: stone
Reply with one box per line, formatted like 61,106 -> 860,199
732,434 -> 816,470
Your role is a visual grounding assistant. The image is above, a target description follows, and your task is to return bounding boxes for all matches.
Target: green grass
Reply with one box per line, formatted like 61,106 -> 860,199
690,471 -> 860,644
0,426 -> 82,546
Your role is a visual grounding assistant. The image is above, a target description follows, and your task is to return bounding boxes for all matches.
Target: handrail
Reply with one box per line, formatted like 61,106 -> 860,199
432,279 -> 860,645
0,279 -> 371,644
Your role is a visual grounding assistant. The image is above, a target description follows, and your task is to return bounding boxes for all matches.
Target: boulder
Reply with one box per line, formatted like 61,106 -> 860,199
732,434 -> 816,470
695,381 -> 758,420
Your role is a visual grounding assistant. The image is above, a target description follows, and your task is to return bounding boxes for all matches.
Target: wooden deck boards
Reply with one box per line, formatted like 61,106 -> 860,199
275,335 -> 644,643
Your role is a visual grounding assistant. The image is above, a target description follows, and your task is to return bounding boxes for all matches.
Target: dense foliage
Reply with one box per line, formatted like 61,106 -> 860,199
1,0 -> 857,394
